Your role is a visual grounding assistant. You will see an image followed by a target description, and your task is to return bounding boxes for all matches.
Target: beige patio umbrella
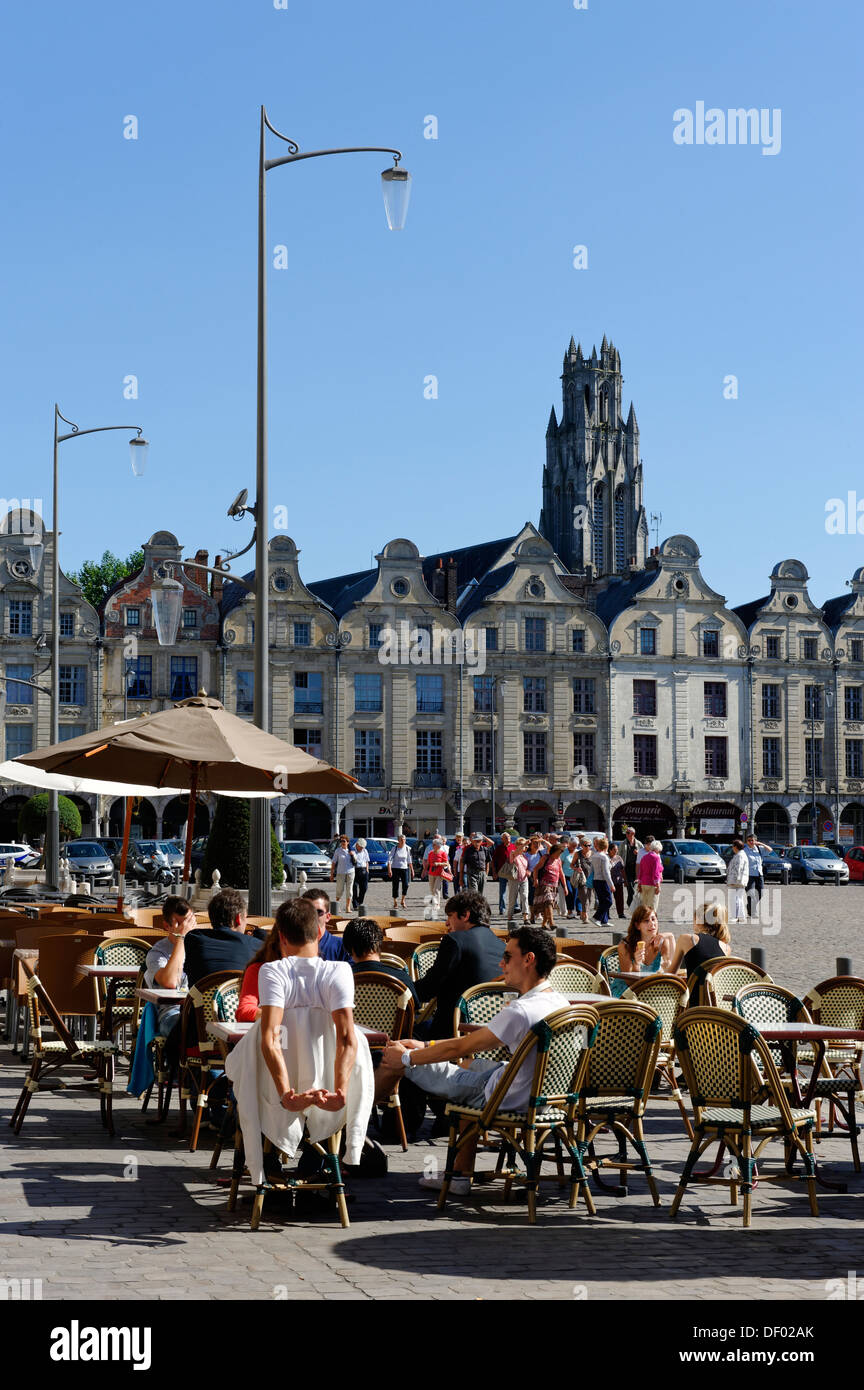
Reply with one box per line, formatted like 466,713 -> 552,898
14,693 -> 365,890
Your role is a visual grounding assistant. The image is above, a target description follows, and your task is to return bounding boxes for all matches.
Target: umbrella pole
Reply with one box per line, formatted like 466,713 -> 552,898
117,796 -> 134,911
182,770 -> 199,896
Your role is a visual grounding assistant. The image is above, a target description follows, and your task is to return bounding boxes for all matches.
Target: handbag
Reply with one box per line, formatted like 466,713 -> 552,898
499,860 -> 519,882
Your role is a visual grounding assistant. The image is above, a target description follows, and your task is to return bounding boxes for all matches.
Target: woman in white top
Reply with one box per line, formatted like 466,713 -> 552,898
351,838 -> 371,912
330,835 -> 356,913
726,839 -> 750,923
590,835 -> 615,926
387,835 -> 414,909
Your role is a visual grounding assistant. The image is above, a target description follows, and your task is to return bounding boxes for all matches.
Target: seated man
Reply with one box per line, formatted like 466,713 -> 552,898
342,917 -> 419,1006
414,891 -> 503,1038
301,887 -> 349,962
225,899 -> 374,1183
380,926 -> 569,1194
144,894 -> 195,1046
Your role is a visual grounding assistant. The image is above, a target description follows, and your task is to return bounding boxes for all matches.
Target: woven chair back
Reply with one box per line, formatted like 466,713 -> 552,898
672,1007 -> 768,1109
733,983 -> 809,1069
700,957 -> 771,1010
482,1006 -> 598,1121
548,961 -> 608,995
94,937 -> 151,1012
804,977 -> 864,1030
582,1001 -> 662,1099
213,978 -> 241,1023
186,971 -> 242,1061
410,940 -> 440,982
35,933 -> 104,1016
622,975 -> 689,1042
352,971 -> 414,1040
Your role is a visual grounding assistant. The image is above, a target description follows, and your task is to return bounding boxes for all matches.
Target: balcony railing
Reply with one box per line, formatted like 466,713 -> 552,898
295,700 -> 324,714
351,765 -> 385,787
414,768 -> 447,788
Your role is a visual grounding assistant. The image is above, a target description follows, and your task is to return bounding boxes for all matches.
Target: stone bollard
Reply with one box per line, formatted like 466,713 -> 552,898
612,932 -> 623,946
750,946 -> 767,971
837,956 -> 854,977
297,870 -> 307,899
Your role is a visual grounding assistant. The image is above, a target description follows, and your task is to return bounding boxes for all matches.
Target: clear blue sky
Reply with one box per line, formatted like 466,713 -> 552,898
2,0 -> 861,609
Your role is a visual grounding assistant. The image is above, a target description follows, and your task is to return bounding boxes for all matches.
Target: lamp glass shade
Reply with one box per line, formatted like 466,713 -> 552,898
381,167 -> 411,231
130,438 -> 149,476
151,573 -> 184,647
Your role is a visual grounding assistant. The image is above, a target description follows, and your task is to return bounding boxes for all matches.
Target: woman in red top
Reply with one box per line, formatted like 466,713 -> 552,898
532,842 -> 566,930
236,926 -> 282,1022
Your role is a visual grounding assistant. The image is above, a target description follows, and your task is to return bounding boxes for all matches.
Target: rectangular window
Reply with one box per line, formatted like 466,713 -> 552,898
368,623 -> 384,649
294,671 -> 323,713
762,737 -> 781,778
852,638 -> 864,663
702,629 -> 720,658
6,664 -> 33,705
639,627 -> 657,656
765,633 -> 780,660
704,736 -> 728,777
294,728 -> 322,759
523,676 -> 546,712
844,685 -> 863,721
805,738 -> 823,778
573,731 -> 596,775
126,656 -> 152,700
5,724 -> 33,759
354,673 -> 382,712
236,670 -> 254,715
633,734 -> 657,777
523,731 -> 547,774
845,740 -> 864,778
572,678 -> 596,714
802,636 -> 819,661
761,684 -> 780,719
169,657 -> 197,701
524,617 -> 546,652
354,728 -> 382,773
59,664 -> 86,705
473,676 -> 496,713
571,628 -> 585,654
416,730 -> 443,773
703,681 -> 727,718
293,621 -> 311,647
125,607 -> 140,628
484,626 -> 499,652
8,600 -> 32,636
632,679 -> 656,716
59,612 -> 75,637
59,725 -> 85,742
182,608 -> 197,628
473,729 -> 492,774
804,685 -> 824,721
416,674 -> 444,713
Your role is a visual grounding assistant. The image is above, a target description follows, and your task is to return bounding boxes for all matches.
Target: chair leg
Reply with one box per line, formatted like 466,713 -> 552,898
669,1133 -> 701,1217
633,1117 -> 660,1206
102,1056 -> 115,1139
227,1127 -> 244,1212
327,1132 -> 350,1229
11,1058 -> 41,1134
189,1090 -> 207,1153
848,1094 -> 861,1173
801,1128 -> 819,1216
436,1115 -> 462,1211
250,1187 -> 266,1231
389,1090 -> 408,1152
741,1130 -> 753,1228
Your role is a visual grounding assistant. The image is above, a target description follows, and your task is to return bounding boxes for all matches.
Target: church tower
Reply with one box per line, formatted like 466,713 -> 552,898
539,336 -> 648,575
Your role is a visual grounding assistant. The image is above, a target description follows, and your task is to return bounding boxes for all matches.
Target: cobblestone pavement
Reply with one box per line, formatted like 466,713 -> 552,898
1,882 -> 862,1302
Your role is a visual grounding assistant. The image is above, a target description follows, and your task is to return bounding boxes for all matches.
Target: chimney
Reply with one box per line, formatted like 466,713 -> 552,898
186,548 -> 209,592
211,555 -> 224,605
430,557 -> 446,602
445,556 -> 458,614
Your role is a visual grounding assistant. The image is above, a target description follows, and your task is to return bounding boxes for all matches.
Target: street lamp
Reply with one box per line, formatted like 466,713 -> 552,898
247,108 -> 411,915
44,406 -> 147,890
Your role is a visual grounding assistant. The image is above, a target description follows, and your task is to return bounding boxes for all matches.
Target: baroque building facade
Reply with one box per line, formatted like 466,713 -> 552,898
1,338 -> 863,851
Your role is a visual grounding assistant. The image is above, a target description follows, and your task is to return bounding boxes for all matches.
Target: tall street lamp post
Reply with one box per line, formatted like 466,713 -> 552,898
248,108 -> 410,915
44,406 -> 147,889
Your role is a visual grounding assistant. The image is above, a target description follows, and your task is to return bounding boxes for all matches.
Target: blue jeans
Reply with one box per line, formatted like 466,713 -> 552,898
410,1057 -> 502,1109
498,876 -> 507,912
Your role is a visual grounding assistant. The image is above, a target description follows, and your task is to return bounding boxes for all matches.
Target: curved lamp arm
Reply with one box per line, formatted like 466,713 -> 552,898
261,107 -> 404,172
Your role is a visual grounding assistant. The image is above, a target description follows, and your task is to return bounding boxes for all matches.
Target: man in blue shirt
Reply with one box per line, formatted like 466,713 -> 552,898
301,886 -> 349,961
743,833 -> 768,919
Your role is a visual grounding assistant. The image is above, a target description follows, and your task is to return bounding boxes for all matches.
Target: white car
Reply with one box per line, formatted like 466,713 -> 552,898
0,842 -> 36,866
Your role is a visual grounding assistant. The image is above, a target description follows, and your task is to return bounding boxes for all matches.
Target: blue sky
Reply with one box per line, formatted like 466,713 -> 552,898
2,0 -> 861,609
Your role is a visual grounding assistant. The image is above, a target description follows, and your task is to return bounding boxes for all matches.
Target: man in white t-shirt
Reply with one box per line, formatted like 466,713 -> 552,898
380,925 -> 569,1194
259,898 -> 358,1113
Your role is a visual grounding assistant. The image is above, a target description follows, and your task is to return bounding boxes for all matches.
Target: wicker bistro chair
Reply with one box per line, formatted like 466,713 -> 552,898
621,975 -> 694,1139
177,971 -> 242,1150
693,957 -> 771,1010
205,977 -> 243,1168
10,960 -> 123,1136
352,971 -> 415,1151
548,961 -> 610,996
735,982 -> 861,1173
669,1007 -> 819,1228
576,1000 -> 663,1203
93,937 -> 151,1047
409,940 -> 440,984
802,977 -> 864,1080
437,1005 -> 600,1223
454,982 -> 510,1062
598,944 -> 620,985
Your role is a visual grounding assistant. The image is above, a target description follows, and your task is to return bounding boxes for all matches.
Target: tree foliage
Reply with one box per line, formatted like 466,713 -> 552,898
201,797 -> 283,889
68,548 -> 144,610
18,793 -> 82,842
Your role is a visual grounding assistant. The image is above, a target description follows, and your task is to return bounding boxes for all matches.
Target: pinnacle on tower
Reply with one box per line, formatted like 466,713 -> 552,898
546,406 -> 558,435
626,401 -> 638,430
601,333 -> 609,353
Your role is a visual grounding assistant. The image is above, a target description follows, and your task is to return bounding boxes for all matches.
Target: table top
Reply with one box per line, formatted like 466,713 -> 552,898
136,987 -> 188,1003
77,964 -> 140,978
761,1023 -> 864,1042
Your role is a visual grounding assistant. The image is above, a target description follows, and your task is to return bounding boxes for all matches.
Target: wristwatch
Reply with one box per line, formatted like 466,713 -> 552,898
401,1051 -> 413,1069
